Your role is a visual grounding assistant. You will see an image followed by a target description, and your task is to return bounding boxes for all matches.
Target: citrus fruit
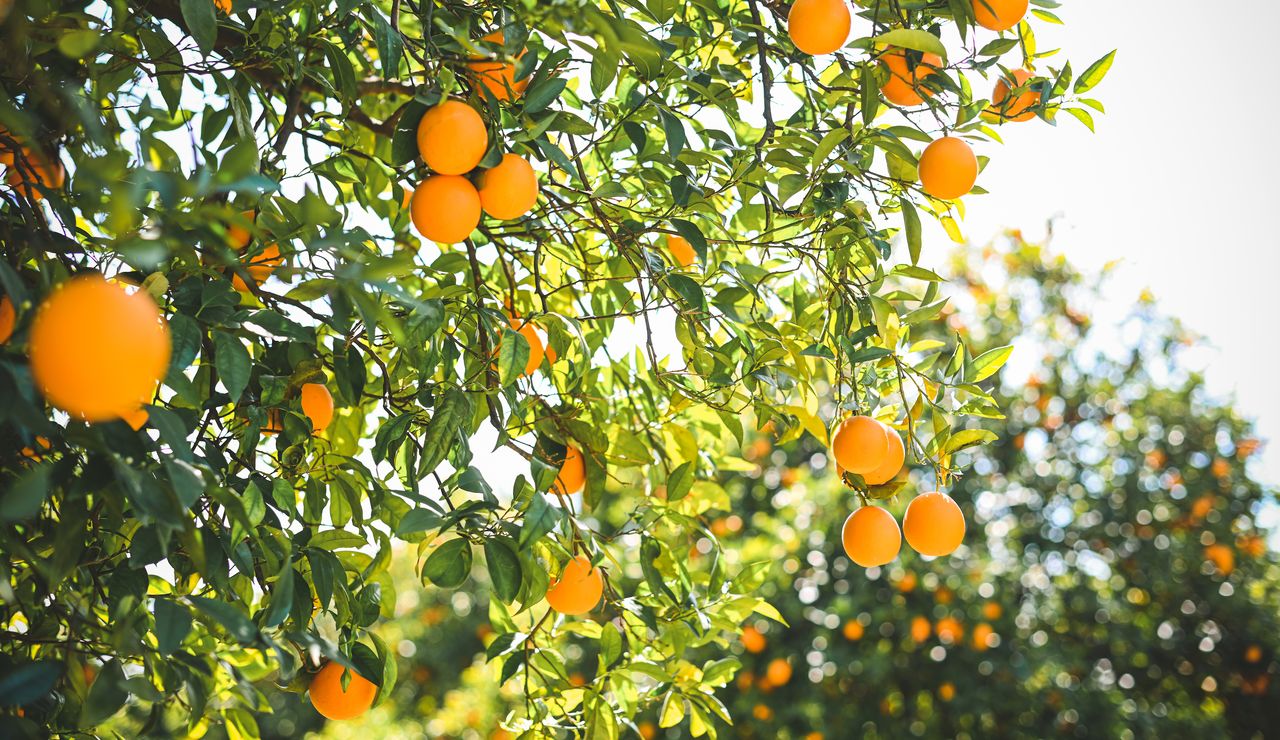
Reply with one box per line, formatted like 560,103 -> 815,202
0,295 -> 14,343
988,68 -> 1040,122
971,0 -> 1028,32
742,625 -> 767,653
666,234 -> 695,267
21,436 -> 50,461
417,100 -> 488,175
7,152 -> 65,200
226,209 -> 255,249
765,658 -> 792,686
546,554 -> 603,615
553,444 -> 586,495
880,49 -> 943,107
902,491 -> 966,556
841,505 -> 901,567
1205,543 -> 1234,575
863,421 -> 905,485
972,622 -> 994,650
300,382 -> 334,433
262,408 -> 283,435
231,243 -> 283,291
830,415 -> 889,474
910,615 -> 931,642
939,682 -> 956,701
843,620 -> 864,640
787,0 -> 852,56
918,136 -> 978,200
477,154 -> 538,219
936,616 -> 963,643
309,661 -> 377,721
411,175 -> 481,244
468,31 -> 528,102
29,275 -> 171,422
121,406 -> 149,431
507,316 -> 545,376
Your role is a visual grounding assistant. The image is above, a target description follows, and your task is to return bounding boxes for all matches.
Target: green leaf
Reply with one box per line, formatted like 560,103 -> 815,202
419,388 -> 471,474
81,659 -> 129,726
213,331 -> 251,402
967,344 -> 1013,382
423,538 -> 472,589
264,563 -> 294,628
666,461 -> 695,502
484,538 -> 522,603
519,491 -> 561,550
901,200 -> 922,265
0,661 -> 63,706
497,329 -> 531,386
1075,50 -> 1116,93
0,463 -> 50,523
179,0 -> 217,56
660,109 -> 686,159
524,78 -> 567,115
1063,107 -> 1095,132
395,508 -> 442,536
874,29 -> 947,61
391,100 -> 428,167
944,428 -> 998,453
153,599 -> 192,655
189,596 -> 259,644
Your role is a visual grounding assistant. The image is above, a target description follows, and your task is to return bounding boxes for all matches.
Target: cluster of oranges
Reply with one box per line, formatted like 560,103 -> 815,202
787,0 -> 1040,201
830,415 -> 966,568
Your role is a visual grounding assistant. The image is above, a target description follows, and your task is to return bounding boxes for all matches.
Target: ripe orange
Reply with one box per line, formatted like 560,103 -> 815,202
215,0 -> 231,12
477,154 -> 538,220
902,492 -> 965,557
121,406 -> 149,431
411,175 -> 481,244
787,0 -> 851,56
982,602 -> 1002,620
765,658 -> 792,686
0,295 -> 14,343
507,316 -> 545,376
417,100 -> 488,175
842,620 -> 864,640
831,415 -> 889,475
752,704 -> 773,721
972,622 -> 994,650
842,505 -> 901,567
1246,645 -> 1263,663
971,0 -> 1028,32
910,615 -> 931,642
262,408 -> 283,435
7,152 -> 65,200
918,136 -> 978,200
742,625 -> 767,653
231,243 -> 283,291
638,721 -> 657,740
880,49 -> 943,107
1205,543 -> 1235,576
939,682 -> 956,701
666,234 -> 696,268
309,661 -> 377,721
226,209 -> 256,249
988,69 -> 1040,122
935,616 -> 963,644
29,275 -> 170,422
468,31 -> 528,102
546,554 -> 603,615
300,382 -> 334,433
863,422 -> 905,485
553,444 -> 586,495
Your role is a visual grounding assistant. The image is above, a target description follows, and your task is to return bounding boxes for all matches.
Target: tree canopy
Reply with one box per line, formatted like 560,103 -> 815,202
0,0 -> 1112,737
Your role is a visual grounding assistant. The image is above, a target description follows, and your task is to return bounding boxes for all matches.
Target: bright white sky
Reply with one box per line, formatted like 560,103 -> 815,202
932,0 -> 1280,488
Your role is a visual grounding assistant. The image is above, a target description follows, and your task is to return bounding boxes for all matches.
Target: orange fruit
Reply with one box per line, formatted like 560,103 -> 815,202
417,100 -> 488,175
309,661 -> 377,721
830,415 -> 889,474
231,243 -> 283,291
215,0 -> 231,12
939,682 -> 956,701
507,316 -> 545,376
21,435 -> 50,461
842,620 -> 864,640
787,0 -> 851,56
897,571 -> 918,592
301,382 -> 334,433
742,625 -> 767,653
972,622 -> 994,650
863,422 -> 905,485
765,658 -> 792,686
226,209 -> 255,249
988,69 -> 1040,122
262,408 -> 283,435
468,31 -> 528,102
918,136 -> 978,200
121,406 -> 149,431
982,602 -> 1002,620
1239,535 -> 1265,559
902,492 -> 966,557
1205,543 -> 1234,576
29,276 -> 170,422
1190,495 -> 1214,520
935,616 -> 963,644
638,721 -> 657,740
1246,645 -> 1263,663
880,49 -> 943,107
546,554 -> 603,615
0,295 -> 15,343
553,444 -> 586,495
478,154 -> 538,219
841,505 -> 901,567
666,234 -> 696,267
411,175 -> 481,244
910,615 -> 931,642
971,0 -> 1028,32
752,704 -> 773,721
7,152 -> 65,200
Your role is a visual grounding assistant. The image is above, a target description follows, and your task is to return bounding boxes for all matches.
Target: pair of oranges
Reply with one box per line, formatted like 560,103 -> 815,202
787,0 -> 1029,57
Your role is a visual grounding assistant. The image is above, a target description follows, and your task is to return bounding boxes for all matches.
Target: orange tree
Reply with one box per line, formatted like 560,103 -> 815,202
704,236 -> 1280,738
0,0 -> 1110,736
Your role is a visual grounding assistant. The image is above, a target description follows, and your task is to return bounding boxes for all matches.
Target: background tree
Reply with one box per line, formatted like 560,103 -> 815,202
0,0 -> 1109,737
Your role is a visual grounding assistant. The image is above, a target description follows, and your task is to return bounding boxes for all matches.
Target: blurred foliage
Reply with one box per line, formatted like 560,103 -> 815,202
292,235 -> 1280,739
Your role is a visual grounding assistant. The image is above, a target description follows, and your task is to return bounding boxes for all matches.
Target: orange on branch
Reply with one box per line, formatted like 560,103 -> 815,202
121,406 -> 149,431
546,554 -> 603,615
982,601 -> 1002,620
309,662 -> 377,721
843,620 -> 864,640
226,209 -> 256,249
910,615 -> 931,643
972,622 -> 994,650
468,31 -> 528,102
507,316 -> 545,376
971,0 -> 1029,32
214,0 -> 231,12
939,682 -> 956,701
841,505 -> 901,567
831,415 -> 889,474
742,625 -> 767,653
666,234 -> 696,268
1205,543 -> 1234,575
7,152 -> 65,200
262,408 -> 283,435
902,492 -> 966,557
988,69 -> 1040,122
231,243 -> 282,291
417,100 -> 488,175
880,49 -> 943,107
478,154 -> 538,220
765,658 -> 792,686
300,382 -> 334,433
863,421 -> 906,484
918,136 -> 978,200
411,175 -> 481,244
553,444 -> 586,495
0,295 -> 14,343
29,275 -> 170,422
787,0 -> 851,56
936,616 -> 963,644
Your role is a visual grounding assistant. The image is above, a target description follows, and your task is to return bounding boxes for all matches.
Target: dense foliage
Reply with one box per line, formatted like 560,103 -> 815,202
0,0 -> 1110,737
